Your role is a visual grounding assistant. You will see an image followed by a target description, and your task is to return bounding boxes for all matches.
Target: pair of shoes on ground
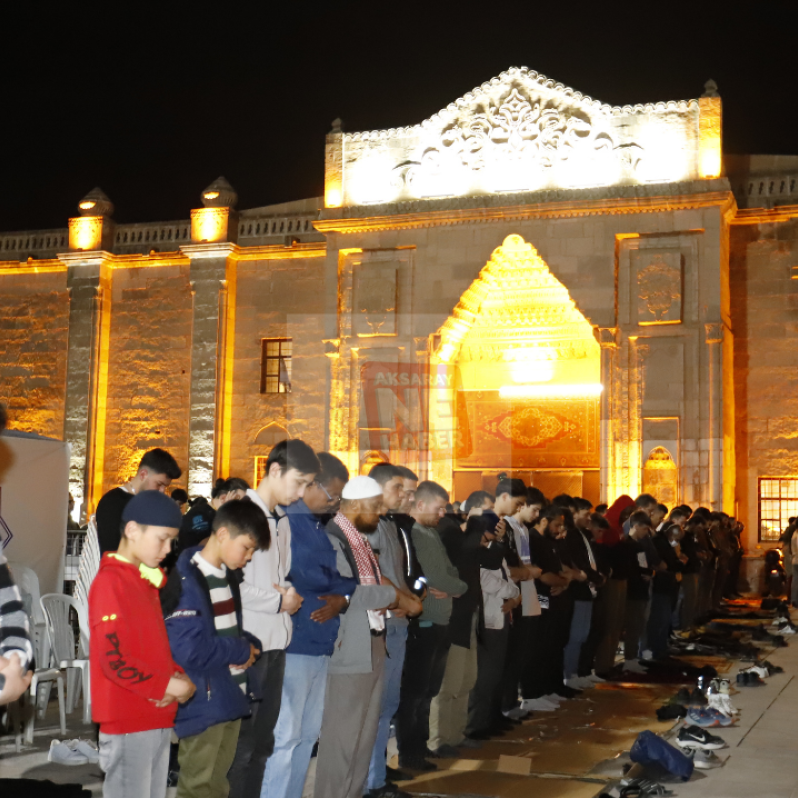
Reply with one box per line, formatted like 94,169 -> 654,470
686,707 -> 736,727
619,776 -> 674,795
48,738 -> 99,766
565,673 -> 604,689
736,670 -> 765,686
676,724 -> 727,749
706,691 -> 738,716
683,747 -> 725,769
520,694 -> 563,712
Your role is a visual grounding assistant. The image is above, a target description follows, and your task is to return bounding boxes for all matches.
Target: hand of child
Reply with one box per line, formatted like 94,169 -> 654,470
310,594 -> 348,623
428,587 -> 448,599
233,643 -> 260,670
0,653 -> 33,706
166,673 -> 196,704
275,584 -> 303,615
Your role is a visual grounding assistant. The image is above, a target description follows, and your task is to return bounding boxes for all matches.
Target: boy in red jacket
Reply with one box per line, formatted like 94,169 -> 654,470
90,490 -> 196,798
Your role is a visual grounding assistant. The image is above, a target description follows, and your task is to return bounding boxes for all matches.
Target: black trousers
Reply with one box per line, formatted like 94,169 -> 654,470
395,622 -> 450,758
228,648 -> 286,798
545,595 -> 573,693
467,623 -> 509,734
501,615 -> 536,711
520,613 -> 548,699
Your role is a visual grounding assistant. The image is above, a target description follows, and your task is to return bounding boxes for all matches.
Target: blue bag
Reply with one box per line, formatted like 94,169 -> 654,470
630,730 -> 694,781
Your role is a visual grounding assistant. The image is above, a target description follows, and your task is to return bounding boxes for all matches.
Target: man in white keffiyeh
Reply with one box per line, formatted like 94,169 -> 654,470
315,476 -> 422,798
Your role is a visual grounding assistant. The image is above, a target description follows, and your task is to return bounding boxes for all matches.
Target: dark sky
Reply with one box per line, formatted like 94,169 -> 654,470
3,0 -> 796,231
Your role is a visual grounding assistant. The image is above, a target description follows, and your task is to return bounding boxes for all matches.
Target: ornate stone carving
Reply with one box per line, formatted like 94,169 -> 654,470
642,446 -> 679,507
438,88 -> 615,173
354,265 -> 397,336
636,254 -> 682,324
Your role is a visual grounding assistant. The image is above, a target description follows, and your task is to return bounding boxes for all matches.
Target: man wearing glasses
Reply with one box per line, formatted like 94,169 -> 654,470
259,452 -> 358,798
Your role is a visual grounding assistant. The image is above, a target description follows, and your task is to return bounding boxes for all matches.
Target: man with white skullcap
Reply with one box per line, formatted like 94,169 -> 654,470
314,476 -> 423,798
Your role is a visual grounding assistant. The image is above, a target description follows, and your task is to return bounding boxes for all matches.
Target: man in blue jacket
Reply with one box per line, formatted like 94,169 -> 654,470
162,500 -> 269,798
260,453 -> 358,798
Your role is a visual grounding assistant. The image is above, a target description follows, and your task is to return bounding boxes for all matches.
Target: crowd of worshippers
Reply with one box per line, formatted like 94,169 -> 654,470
0,437 -> 746,798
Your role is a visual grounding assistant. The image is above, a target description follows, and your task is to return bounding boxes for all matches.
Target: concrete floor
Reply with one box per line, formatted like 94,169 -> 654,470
2,611 -> 797,797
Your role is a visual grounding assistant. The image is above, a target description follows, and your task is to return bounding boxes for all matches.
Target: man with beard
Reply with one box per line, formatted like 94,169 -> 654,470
315,477 -> 422,798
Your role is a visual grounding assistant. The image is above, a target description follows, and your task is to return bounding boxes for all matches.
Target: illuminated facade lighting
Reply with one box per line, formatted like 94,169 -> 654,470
498,383 -> 604,399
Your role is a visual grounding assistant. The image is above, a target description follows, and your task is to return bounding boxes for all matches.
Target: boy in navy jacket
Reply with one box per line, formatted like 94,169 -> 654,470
162,499 -> 270,798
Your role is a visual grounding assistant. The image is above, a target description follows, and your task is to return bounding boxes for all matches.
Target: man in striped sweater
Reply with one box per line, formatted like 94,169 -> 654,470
0,553 -> 33,704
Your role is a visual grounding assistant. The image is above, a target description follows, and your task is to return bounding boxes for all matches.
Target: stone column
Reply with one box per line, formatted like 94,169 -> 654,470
705,322 -> 724,509
180,243 -> 237,496
60,252 -> 113,519
597,327 -> 618,502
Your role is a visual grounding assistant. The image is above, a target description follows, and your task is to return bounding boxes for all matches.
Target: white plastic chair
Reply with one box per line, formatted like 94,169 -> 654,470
72,515 -> 100,616
40,593 -> 91,724
14,666 -> 66,748
7,562 -> 49,668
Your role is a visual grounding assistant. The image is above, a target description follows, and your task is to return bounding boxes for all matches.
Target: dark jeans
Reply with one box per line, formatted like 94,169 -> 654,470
467,623 -> 509,734
395,622 -> 450,758
228,648 -> 286,798
623,599 -> 649,660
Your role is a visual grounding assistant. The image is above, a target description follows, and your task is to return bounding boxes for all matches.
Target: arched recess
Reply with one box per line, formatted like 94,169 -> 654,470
642,446 -> 679,507
253,422 -> 290,485
428,234 -> 601,500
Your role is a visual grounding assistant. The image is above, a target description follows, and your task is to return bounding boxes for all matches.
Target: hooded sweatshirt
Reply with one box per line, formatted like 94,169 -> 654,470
89,554 -> 179,734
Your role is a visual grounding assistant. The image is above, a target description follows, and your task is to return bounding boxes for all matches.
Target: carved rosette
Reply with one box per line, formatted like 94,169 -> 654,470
637,255 -> 682,323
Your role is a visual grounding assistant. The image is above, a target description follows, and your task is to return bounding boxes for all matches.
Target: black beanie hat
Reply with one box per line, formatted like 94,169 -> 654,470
122,490 -> 183,529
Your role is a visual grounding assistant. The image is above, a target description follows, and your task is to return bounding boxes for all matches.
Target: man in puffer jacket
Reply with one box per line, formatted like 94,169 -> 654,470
162,500 -> 269,798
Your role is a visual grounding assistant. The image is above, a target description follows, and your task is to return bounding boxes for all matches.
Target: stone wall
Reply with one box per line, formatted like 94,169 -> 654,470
731,216 -> 798,549
0,269 -> 69,439
101,262 -> 193,494
228,252 -> 328,484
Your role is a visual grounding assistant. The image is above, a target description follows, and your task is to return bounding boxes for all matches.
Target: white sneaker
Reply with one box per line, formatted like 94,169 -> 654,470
744,665 -> 769,679
520,697 -> 559,712
543,693 -> 564,704
74,739 -> 100,764
48,740 -> 89,766
564,677 -> 588,690
588,673 -> 606,683
688,748 -> 724,769
502,707 -> 528,720
707,692 -> 735,717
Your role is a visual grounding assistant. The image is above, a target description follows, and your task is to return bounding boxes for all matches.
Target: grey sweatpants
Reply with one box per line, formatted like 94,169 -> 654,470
99,727 -> 171,798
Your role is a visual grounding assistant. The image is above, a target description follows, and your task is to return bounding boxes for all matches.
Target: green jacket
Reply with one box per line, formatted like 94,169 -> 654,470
411,522 -> 468,626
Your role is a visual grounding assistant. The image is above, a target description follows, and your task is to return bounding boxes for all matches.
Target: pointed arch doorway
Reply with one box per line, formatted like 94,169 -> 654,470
429,235 -> 602,504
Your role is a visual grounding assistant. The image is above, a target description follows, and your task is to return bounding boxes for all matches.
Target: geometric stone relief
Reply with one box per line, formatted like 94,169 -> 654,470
354,264 -> 397,336
635,251 -> 683,325
642,445 -> 679,506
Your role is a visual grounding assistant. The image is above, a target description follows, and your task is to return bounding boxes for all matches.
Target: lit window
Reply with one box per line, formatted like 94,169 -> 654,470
758,478 -> 798,542
260,338 -> 292,394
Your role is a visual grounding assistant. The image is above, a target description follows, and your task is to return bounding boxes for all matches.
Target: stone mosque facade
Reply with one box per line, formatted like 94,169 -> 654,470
2,67 -> 798,565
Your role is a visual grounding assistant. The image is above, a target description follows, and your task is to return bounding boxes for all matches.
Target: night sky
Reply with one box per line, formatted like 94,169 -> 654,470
3,0 -> 796,231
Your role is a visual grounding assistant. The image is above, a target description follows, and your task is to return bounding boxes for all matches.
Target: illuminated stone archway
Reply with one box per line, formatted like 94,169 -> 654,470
429,234 -> 601,498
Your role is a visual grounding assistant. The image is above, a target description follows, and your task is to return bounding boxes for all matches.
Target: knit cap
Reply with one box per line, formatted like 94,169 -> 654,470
121,490 -> 183,529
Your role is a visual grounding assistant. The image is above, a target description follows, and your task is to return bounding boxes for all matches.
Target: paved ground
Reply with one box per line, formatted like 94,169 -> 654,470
2,608 -> 797,797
